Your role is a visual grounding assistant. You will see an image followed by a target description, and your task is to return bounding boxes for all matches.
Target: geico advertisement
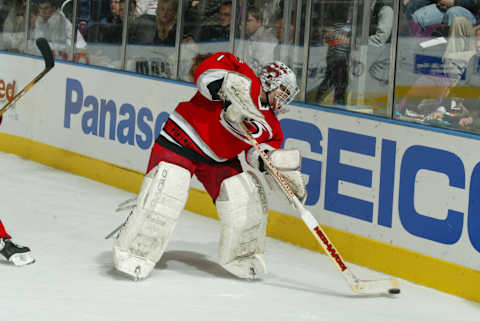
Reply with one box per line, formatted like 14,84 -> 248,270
280,105 -> 480,271
1,54 -> 479,271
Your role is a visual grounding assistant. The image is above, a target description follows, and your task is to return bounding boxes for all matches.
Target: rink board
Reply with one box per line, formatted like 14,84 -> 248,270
0,52 -> 479,302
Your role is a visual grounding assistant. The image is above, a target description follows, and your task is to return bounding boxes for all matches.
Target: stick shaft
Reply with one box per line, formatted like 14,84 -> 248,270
0,68 -> 52,116
238,122 -> 358,285
0,38 -> 54,116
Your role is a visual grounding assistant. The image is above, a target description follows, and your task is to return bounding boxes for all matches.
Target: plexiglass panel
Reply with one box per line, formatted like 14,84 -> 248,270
394,0 -> 480,133
231,0 -> 305,103
177,0 -> 233,82
0,0 -> 28,53
125,0 -> 177,78
306,0 -> 394,115
76,0 -> 125,67
25,0 -> 86,62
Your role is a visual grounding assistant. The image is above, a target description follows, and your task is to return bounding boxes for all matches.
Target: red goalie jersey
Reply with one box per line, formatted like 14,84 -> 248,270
156,52 -> 283,164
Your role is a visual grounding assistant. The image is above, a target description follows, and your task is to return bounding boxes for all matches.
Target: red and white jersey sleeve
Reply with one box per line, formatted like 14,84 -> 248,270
160,52 -> 283,162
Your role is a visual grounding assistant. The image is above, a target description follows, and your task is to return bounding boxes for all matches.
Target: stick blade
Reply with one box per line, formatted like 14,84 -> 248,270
35,38 -> 54,69
352,277 -> 401,295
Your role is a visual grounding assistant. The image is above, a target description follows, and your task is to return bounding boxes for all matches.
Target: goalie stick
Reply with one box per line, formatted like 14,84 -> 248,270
239,122 -> 400,296
0,38 -> 55,116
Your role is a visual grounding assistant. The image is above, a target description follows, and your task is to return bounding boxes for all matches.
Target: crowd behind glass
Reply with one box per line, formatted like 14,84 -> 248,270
1,0 -> 480,134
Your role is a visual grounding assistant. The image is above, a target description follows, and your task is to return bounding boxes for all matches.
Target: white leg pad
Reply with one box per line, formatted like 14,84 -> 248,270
216,172 -> 269,279
113,162 -> 191,279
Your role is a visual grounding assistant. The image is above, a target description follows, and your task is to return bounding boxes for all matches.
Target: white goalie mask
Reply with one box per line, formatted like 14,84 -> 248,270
259,62 -> 299,111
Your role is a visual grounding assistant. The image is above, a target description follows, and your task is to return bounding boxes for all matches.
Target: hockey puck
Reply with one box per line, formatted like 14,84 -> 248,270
388,288 -> 400,295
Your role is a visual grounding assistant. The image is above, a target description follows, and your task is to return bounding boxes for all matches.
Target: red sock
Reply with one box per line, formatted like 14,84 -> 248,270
0,220 -> 11,239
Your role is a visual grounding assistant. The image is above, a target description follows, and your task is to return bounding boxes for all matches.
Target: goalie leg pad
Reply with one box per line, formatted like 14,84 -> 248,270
216,172 -> 269,279
113,162 -> 191,279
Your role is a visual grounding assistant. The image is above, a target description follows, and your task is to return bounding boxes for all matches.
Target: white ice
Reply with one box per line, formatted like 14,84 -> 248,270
0,151 -> 478,321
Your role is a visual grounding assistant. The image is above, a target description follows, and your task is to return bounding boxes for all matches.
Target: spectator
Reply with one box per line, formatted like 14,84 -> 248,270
129,0 -> 176,44
274,15 -> 294,44
87,0 -> 136,43
443,16 -> 476,82
403,0 -> 434,21
410,0 -> 478,36
184,0 -> 219,33
365,0 -> 394,90
453,25 -> 480,131
368,0 -> 394,47
133,0 -> 158,44
396,17 -> 476,122
272,15 -> 297,68
315,8 -> 352,106
32,0 -> 87,58
198,1 -> 232,41
2,0 -> 29,52
153,0 -> 177,44
244,6 -> 277,74
87,0 -> 136,44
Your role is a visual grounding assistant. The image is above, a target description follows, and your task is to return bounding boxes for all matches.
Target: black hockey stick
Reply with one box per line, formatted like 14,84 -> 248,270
0,38 -> 55,116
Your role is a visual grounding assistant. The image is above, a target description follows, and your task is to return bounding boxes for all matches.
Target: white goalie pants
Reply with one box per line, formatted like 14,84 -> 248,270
216,172 -> 269,279
113,162 -> 191,279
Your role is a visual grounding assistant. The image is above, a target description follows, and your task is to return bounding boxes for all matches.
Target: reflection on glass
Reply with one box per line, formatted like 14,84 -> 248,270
79,0 -> 131,68
235,5 -> 277,75
178,0 -> 233,82
26,0 -> 87,62
125,0 -> 177,78
306,1 -> 352,107
1,0 -> 28,52
395,0 -> 480,134
351,0 -> 394,116
306,0 -> 393,115
231,0 -> 303,105
273,12 -> 304,100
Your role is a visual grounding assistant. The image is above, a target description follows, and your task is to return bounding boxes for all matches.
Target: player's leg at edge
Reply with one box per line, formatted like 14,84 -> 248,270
216,171 -> 269,280
0,220 -> 35,266
113,162 -> 191,280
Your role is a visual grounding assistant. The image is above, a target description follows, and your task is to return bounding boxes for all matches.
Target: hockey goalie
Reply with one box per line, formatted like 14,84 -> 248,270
112,52 -> 306,280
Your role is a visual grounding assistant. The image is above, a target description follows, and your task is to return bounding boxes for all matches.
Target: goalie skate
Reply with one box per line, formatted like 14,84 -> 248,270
222,254 -> 267,280
0,237 -> 35,266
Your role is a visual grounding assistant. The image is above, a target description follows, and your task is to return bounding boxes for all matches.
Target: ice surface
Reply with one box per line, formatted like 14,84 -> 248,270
0,152 -> 478,321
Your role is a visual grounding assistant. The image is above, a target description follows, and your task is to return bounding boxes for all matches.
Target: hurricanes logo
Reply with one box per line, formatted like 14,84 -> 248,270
234,119 -> 267,139
220,113 -> 272,143
243,120 -> 261,135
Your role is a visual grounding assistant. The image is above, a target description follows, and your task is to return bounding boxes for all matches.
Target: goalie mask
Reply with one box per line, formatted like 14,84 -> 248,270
259,62 -> 299,111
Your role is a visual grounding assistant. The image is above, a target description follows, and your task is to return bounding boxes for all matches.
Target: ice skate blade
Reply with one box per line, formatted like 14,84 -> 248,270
10,252 -> 35,266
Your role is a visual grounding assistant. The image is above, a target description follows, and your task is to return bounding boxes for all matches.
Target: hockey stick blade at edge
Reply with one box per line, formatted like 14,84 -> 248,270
353,277 -> 401,295
306,216 -> 401,296
35,38 -> 54,69
302,207 -> 401,295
